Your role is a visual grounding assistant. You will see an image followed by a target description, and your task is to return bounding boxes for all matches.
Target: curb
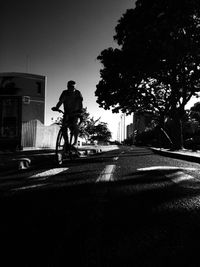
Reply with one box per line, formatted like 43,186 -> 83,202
0,145 -> 119,171
151,147 -> 200,164
0,153 -> 55,171
0,148 -> 102,171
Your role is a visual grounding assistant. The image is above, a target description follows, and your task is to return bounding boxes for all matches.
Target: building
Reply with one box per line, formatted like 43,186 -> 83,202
126,123 -> 133,139
117,114 -> 126,143
132,112 -> 155,142
0,72 -> 46,150
0,72 -> 46,123
133,112 -> 154,132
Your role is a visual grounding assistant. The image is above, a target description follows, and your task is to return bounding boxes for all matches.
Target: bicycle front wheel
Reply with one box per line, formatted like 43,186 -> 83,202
56,129 -> 65,165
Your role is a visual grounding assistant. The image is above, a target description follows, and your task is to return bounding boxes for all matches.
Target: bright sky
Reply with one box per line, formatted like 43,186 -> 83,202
0,0 -> 135,140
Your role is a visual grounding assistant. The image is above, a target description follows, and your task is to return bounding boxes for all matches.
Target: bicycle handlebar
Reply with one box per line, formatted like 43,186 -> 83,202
52,107 -> 83,117
51,107 -> 64,114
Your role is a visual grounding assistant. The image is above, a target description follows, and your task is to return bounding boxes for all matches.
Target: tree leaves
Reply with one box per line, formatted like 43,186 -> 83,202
78,108 -> 112,142
95,0 -> 200,122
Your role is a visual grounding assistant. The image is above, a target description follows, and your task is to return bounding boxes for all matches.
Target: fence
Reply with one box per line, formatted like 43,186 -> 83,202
21,120 -> 60,148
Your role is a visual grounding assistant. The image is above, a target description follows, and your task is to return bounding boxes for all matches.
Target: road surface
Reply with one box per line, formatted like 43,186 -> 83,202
1,146 -> 200,266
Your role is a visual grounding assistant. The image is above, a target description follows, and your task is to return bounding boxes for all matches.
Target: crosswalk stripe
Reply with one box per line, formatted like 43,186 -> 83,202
96,165 -> 116,182
12,184 -> 49,191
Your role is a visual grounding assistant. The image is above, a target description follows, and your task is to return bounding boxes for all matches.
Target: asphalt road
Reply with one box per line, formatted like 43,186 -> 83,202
1,146 -> 200,266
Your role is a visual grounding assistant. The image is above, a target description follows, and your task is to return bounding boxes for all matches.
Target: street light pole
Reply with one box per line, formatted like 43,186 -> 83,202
121,120 -> 122,142
124,113 -> 126,141
120,113 -> 126,143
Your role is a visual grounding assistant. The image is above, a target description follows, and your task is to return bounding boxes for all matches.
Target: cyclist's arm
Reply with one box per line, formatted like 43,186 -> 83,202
55,100 -> 62,110
52,101 -> 63,112
53,91 -> 65,111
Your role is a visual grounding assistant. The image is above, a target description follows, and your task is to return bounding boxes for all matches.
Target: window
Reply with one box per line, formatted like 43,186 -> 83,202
36,82 -> 42,95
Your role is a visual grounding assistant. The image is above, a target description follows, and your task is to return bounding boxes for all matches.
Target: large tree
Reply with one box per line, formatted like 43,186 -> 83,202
95,0 -> 200,148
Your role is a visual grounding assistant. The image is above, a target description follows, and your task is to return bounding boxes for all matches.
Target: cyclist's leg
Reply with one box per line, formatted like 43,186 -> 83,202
55,129 -> 64,165
73,127 -> 79,146
65,117 -> 74,146
69,128 -> 74,146
69,127 -> 78,146
62,125 -> 71,152
69,116 -> 79,146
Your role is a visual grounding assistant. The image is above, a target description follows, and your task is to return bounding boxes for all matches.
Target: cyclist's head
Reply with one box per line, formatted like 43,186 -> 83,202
67,80 -> 76,90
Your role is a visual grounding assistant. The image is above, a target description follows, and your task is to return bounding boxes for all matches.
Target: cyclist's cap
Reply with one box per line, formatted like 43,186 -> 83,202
67,80 -> 76,87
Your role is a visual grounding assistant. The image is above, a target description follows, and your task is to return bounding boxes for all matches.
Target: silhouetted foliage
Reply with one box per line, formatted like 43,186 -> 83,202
91,122 -> 112,142
96,0 -> 200,148
190,102 -> 200,122
53,107 -> 112,142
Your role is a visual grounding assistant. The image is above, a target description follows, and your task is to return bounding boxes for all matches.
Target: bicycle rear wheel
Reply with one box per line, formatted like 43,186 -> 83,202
56,129 -> 65,165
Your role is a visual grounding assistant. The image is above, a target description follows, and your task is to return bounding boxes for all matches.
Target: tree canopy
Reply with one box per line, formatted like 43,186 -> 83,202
189,101 -> 200,122
95,0 -> 200,123
78,108 -> 112,142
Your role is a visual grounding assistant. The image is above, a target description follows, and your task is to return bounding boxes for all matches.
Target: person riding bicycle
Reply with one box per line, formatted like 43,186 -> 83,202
52,80 -> 83,148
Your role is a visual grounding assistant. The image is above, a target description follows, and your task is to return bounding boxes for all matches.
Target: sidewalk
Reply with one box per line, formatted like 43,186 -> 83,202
0,148 -> 55,171
151,147 -> 200,163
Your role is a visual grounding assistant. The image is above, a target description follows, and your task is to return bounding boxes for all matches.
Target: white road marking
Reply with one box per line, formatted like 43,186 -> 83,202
29,168 -> 69,179
137,166 -> 197,184
166,171 -> 195,183
96,165 -> 116,182
137,166 -> 197,171
12,183 -> 49,191
0,167 -> 69,180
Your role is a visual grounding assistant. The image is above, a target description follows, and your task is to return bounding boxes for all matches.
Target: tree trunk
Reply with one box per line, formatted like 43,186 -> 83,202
171,118 -> 183,149
164,111 -> 184,150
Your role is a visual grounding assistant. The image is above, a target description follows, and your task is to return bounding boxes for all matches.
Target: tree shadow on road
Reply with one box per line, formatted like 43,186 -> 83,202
1,167 -> 200,267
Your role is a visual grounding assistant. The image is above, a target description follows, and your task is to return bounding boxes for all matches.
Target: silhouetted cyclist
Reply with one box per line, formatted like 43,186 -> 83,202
52,80 -> 83,147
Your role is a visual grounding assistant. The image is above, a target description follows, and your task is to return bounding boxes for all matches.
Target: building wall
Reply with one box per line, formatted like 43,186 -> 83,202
133,114 -> 146,133
22,99 -> 44,123
0,72 -> 46,124
0,72 -> 46,149
0,96 -> 22,149
126,123 -> 133,139
133,112 -> 154,133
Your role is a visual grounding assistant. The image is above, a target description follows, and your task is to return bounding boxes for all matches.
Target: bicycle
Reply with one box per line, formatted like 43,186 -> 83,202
52,108 -> 81,165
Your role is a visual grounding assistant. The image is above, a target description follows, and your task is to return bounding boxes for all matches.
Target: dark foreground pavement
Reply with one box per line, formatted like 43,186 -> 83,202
1,146 -> 200,266
1,174 -> 200,266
